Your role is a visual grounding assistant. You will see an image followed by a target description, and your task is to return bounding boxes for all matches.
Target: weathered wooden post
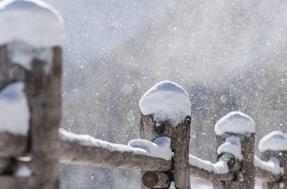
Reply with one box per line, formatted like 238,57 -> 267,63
214,111 -> 256,189
258,131 -> 287,189
0,0 -> 63,188
139,81 -> 191,189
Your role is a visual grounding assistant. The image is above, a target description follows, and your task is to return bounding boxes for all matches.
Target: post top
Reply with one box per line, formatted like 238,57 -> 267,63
0,0 -> 64,47
259,131 -> 287,153
215,111 -> 255,136
139,80 -> 191,126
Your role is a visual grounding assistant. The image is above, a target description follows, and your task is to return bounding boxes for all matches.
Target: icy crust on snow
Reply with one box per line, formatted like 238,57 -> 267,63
0,82 -> 29,136
254,156 -> 282,175
189,154 -> 229,174
60,129 -> 173,161
139,81 -> 191,126
0,0 -> 64,47
215,111 -> 255,136
217,136 -> 242,160
258,131 -> 287,153
8,41 -> 53,74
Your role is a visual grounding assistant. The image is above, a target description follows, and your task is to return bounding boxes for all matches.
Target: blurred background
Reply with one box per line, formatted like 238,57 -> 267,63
45,0 -> 287,188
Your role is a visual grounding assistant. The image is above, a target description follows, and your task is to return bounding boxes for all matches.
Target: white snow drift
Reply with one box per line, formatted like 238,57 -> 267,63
0,0 -> 64,47
139,81 -> 191,126
217,136 -> 242,160
258,131 -> 287,153
215,111 -> 255,136
254,156 -> 282,175
0,82 -> 29,136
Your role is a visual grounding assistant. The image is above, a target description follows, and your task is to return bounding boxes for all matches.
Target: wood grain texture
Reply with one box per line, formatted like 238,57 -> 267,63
25,47 -> 62,189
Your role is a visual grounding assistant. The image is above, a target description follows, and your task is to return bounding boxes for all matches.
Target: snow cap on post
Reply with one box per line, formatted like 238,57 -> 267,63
0,0 -> 64,47
215,111 -> 255,136
258,131 -> 287,153
139,81 -> 191,126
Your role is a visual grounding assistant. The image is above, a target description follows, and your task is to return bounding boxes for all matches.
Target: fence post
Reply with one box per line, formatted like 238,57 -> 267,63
139,81 -> 191,189
214,111 -> 255,189
0,0 -> 63,188
258,131 -> 287,189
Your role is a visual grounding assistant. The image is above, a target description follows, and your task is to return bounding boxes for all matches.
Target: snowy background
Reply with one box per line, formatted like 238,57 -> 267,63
44,0 -> 287,188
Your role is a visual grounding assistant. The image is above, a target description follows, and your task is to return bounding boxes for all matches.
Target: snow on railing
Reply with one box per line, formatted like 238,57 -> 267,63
0,1 -> 287,189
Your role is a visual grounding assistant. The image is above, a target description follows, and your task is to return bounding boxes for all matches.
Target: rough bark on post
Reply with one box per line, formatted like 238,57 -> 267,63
214,111 -> 256,189
26,47 -> 62,189
0,0 -> 64,188
139,81 -> 191,189
258,131 -> 287,189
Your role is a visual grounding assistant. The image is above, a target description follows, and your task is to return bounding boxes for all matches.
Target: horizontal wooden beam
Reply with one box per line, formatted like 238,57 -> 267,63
59,129 -> 171,171
255,166 -> 281,182
0,176 -> 33,189
189,153 -> 237,182
0,133 -> 27,157
0,130 -> 171,172
0,130 -> 282,182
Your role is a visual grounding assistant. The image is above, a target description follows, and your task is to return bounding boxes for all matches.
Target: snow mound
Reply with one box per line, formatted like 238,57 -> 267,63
217,136 -> 242,159
128,137 -> 173,161
254,156 -> 282,175
258,131 -> 287,153
60,129 -> 172,160
139,81 -> 191,126
0,82 -> 29,135
0,0 -> 63,47
215,111 -> 255,136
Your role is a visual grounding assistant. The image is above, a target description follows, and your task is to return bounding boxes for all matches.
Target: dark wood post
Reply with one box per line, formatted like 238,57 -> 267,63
0,0 -> 63,189
258,131 -> 287,189
139,81 -> 191,189
215,111 -> 256,189
26,47 -> 62,189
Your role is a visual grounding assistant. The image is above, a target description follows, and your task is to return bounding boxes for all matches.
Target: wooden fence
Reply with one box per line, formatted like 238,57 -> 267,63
0,1 -> 287,189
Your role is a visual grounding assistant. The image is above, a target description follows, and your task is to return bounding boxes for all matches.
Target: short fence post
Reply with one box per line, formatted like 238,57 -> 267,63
214,111 -> 256,189
139,81 -> 191,189
0,0 -> 63,189
258,131 -> 287,189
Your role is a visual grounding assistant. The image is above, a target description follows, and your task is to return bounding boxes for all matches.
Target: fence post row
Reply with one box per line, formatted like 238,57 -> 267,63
139,81 -> 191,189
214,112 -> 256,189
0,0 -> 63,189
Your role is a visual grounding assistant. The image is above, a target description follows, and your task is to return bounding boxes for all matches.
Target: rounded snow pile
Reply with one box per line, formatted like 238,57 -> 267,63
258,131 -> 287,153
0,0 -> 63,47
139,81 -> 191,126
215,111 -> 255,136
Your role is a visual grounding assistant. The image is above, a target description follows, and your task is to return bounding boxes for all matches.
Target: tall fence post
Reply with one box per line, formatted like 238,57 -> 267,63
139,81 -> 191,189
0,0 -> 63,188
215,111 -> 256,189
258,131 -> 287,189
